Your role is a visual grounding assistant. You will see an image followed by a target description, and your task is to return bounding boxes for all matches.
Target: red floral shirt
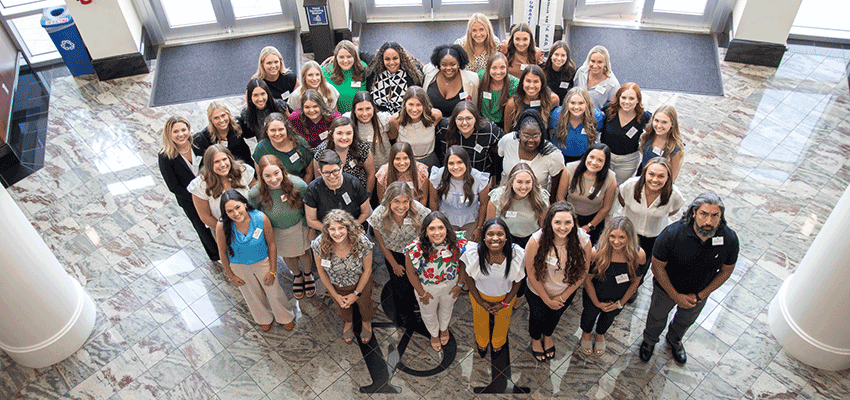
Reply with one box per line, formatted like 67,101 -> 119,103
404,231 -> 467,285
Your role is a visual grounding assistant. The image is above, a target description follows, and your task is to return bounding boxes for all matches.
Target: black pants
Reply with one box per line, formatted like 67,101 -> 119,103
387,250 -> 419,327
511,234 -> 531,297
178,198 -> 219,261
527,289 -> 575,340
577,212 -> 604,245
580,290 -> 624,335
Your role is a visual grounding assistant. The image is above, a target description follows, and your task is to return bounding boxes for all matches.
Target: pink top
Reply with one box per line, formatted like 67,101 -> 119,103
376,162 -> 429,199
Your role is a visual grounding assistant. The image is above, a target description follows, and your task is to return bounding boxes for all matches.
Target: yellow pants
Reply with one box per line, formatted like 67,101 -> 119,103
470,292 -> 514,349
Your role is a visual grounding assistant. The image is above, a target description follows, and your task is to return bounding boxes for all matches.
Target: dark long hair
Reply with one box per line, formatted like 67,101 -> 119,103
543,41 -> 576,83
568,143 -> 612,201
477,218 -> 514,278
256,154 -> 303,212
351,91 -> 386,153
506,23 -> 538,68
446,101 -> 487,148
477,53 -> 512,112
532,202 -> 586,286
219,189 -> 255,258
436,145 -> 475,207
387,141 -> 423,198
245,78 -> 286,133
506,65 -> 555,128
365,41 -> 423,85
418,211 -> 460,262
325,116 -> 365,169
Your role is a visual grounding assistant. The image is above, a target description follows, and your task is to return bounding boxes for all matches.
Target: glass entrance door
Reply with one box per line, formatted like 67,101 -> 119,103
146,0 -> 296,44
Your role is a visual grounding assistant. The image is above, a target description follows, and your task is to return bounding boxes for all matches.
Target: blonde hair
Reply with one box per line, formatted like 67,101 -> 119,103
462,13 -> 499,66
378,181 -> 422,234
200,144 -> 247,198
640,104 -> 684,158
497,163 -> 548,223
299,61 -> 334,101
253,46 -> 291,80
555,87 -> 597,146
161,116 -> 192,159
318,209 -> 365,259
582,45 -> 612,77
592,216 -> 640,281
206,101 -> 242,140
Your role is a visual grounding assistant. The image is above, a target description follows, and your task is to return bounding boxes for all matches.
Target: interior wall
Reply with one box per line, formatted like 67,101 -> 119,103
732,0 -> 803,44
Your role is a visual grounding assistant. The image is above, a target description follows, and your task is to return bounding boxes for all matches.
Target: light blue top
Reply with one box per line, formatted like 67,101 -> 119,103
228,209 -> 269,265
429,167 -> 490,228
549,107 -> 604,158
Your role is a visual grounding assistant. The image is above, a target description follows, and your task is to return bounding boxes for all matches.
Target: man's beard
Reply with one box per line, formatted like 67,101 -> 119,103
695,223 -> 718,237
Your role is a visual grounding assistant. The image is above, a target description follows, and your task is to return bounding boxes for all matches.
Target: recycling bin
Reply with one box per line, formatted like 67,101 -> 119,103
41,6 -> 95,76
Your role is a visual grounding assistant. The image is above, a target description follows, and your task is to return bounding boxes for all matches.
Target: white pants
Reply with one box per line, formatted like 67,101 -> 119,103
231,258 -> 295,325
417,279 -> 458,337
610,151 -> 641,187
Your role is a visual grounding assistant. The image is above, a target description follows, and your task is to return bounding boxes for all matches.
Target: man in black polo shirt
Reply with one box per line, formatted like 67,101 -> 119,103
304,149 -> 370,230
639,192 -> 739,364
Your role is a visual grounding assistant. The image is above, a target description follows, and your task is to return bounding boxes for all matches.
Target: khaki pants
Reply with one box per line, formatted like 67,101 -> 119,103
231,258 -> 294,325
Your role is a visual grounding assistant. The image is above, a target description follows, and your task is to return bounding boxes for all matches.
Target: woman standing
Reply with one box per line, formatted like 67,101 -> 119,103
288,89 -> 342,150
195,102 -> 253,165
556,143 -> 617,244
435,101 -> 505,177
574,46 -> 620,110
550,87 -> 604,163
476,53 -> 519,129
638,105 -> 685,182
217,190 -> 295,332
525,202 -> 592,361
248,155 -> 314,299
501,23 -> 544,79
461,218 -> 525,357
375,142 -> 429,206
429,145 -> 490,241
486,162 -> 548,247
498,109 -> 565,192
580,216 -> 645,355
543,41 -> 577,102
253,46 -> 298,100
239,78 -> 289,140
188,145 -> 255,232
312,209 -> 375,344
368,182 -> 431,327
322,40 -> 368,114
289,61 -> 340,111
618,157 -> 684,283
504,65 -> 559,132
601,82 -> 652,186
346,91 -> 392,170
158,116 -> 219,261
423,44 -> 480,118
388,86 -> 443,168
252,113 -> 313,182
454,13 -> 501,73
313,117 -> 375,194
365,42 -> 424,114
404,211 -> 468,351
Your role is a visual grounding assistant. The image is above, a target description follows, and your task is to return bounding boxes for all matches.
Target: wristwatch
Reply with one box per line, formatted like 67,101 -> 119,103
457,282 -> 466,289
354,290 -> 361,297
588,224 -> 596,231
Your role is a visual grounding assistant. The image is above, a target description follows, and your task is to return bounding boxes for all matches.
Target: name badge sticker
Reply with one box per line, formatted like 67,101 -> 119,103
521,63 -> 529,70
653,146 -> 663,155
289,152 -> 300,163
441,249 -> 452,258
281,91 -> 291,100
351,81 -> 362,87
506,211 -> 518,218
530,100 -> 541,107
252,228 -> 263,239
615,273 -> 629,284
321,259 -> 331,267
483,92 -> 493,100
595,85 -> 606,94
625,127 -> 638,139
459,91 -> 469,100
319,131 -> 329,140
559,81 -> 570,89
712,237 -> 724,246
349,160 -> 356,168
474,143 -> 484,153
342,192 -> 351,205
580,128 -> 586,136
280,195 -> 288,202
546,255 -> 558,265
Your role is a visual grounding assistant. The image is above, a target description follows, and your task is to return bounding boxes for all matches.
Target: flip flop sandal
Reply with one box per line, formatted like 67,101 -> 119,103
303,272 -> 316,298
292,272 -> 305,299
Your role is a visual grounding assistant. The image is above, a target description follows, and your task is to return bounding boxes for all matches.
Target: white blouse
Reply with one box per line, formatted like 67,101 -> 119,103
187,164 -> 255,221
497,134 -> 565,191
461,242 -> 525,297
344,110 -> 391,169
618,176 -> 685,237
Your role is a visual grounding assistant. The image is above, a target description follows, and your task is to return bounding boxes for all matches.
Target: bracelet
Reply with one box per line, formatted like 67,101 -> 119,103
269,271 -> 276,276
616,300 -> 623,309
558,296 -> 565,302
501,300 -> 510,308
695,293 -> 702,301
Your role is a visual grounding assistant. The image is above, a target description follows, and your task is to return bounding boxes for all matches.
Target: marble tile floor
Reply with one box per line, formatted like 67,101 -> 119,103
3,46 -> 850,400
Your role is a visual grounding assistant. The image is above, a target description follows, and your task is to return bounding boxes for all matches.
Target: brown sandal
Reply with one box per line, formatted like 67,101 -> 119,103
430,336 -> 442,352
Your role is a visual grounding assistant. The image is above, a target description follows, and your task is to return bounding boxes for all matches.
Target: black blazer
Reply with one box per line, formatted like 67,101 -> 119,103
158,150 -> 196,205
193,127 -> 253,168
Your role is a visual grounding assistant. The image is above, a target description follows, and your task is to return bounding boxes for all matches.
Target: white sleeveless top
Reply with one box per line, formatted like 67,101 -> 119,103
398,120 -> 436,159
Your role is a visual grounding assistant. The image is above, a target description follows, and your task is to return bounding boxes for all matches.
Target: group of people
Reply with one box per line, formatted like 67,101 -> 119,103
157,13 -> 739,367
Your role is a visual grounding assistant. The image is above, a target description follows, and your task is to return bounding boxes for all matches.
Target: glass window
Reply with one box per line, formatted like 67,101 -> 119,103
160,0 -> 217,28
231,0 -> 282,19
0,0 -> 41,7
374,0 -> 421,7
10,14 -> 56,56
652,0 -> 708,15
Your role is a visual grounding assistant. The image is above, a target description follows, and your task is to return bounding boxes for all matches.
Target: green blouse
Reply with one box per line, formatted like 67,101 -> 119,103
247,175 -> 308,230
476,70 -> 519,124
322,61 -> 368,114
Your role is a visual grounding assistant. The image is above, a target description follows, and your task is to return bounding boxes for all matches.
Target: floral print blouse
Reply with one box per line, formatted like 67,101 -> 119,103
404,231 -> 468,286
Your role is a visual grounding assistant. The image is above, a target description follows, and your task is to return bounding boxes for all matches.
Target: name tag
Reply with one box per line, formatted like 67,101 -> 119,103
220,140 -> 228,147
483,92 -> 493,100
289,152 -> 300,163
406,181 -> 415,189
546,255 -> 558,266
595,85 -> 605,94
351,81 -> 361,87
521,64 -> 529,70
459,91 -> 469,100
252,228 -> 263,239
319,131 -> 329,140
580,128 -> 586,136
474,143 -> 484,153
321,259 -> 331,267
281,195 -> 288,202
653,146 -> 662,155
506,211 -> 518,218
342,192 -> 351,205
281,91 -> 291,100
713,237 -> 724,246
530,100 -> 541,107
615,273 -> 629,284
625,127 -> 638,139
441,249 -> 452,258
559,81 -> 570,89
349,160 -> 356,168
589,186 -> 595,193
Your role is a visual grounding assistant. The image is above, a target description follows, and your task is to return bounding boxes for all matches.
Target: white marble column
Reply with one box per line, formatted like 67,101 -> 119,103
0,188 -> 96,368
769,185 -> 850,371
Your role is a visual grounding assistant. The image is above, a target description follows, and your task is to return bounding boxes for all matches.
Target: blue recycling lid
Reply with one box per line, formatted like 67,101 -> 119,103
41,6 -> 73,28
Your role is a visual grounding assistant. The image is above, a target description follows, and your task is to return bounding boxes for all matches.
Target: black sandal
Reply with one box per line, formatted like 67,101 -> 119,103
303,271 -> 316,298
544,345 -> 556,360
292,272 -> 305,299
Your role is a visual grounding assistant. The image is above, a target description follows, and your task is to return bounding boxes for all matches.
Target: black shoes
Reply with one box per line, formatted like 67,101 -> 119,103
666,336 -> 687,364
639,341 -> 654,362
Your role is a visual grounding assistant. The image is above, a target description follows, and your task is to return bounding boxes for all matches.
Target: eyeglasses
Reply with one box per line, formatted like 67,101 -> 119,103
455,116 -> 475,122
520,133 -> 542,140
321,168 -> 341,177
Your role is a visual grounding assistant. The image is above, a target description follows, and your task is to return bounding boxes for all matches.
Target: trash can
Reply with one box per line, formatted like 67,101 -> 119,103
41,6 -> 95,76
